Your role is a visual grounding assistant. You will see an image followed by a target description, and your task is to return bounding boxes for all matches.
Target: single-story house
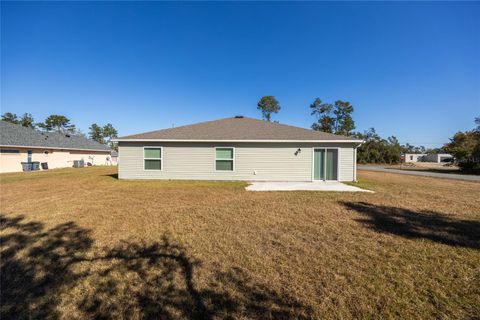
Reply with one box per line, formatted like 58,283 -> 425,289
404,153 -> 453,163
404,153 -> 427,163
422,153 -> 453,163
115,116 -> 363,181
0,121 -> 116,173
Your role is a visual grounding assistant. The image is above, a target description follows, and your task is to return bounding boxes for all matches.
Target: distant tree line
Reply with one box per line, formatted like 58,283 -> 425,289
352,129 -> 443,164
1,112 -> 118,150
354,128 -> 402,164
444,117 -> 480,172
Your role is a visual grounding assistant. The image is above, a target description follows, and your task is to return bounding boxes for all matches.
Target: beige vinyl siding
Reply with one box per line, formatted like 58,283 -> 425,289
118,142 -> 357,181
338,147 -> 354,181
0,147 -> 115,173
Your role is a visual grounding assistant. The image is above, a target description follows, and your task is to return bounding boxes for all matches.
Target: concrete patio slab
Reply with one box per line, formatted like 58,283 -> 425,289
245,181 -> 374,192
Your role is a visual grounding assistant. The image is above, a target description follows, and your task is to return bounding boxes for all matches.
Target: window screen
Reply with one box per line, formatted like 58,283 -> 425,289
215,148 -> 234,171
144,147 -> 162,170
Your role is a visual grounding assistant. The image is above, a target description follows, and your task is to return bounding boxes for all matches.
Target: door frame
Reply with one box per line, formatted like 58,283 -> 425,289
311,147 -> 340,181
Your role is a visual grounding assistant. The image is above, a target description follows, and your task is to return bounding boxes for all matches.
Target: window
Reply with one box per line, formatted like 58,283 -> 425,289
0,149 -> 19,154
410,156 -> 413,160
215,147 -> 234,171
144,147 -> 162,170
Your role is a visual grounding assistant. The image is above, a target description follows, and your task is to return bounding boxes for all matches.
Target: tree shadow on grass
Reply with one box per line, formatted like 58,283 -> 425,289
341,201 -> 480,249
0,215 -> 93,319
1,214 -> 312,320
102,173 -> 118,179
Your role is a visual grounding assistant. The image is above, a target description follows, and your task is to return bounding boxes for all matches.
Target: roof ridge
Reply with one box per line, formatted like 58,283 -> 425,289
116,117 -> 361,141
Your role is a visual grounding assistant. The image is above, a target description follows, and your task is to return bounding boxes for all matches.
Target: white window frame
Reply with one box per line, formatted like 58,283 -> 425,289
311,147 -> 340,181
214,147 -> 235,172
143,146 -> 163,171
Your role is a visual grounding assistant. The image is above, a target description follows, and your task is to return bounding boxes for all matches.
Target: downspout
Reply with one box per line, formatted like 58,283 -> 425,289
354,146 -> 357,182
354,141 -> 364,182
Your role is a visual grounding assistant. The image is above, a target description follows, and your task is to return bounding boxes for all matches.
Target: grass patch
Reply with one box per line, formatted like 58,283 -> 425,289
1,167 -> 479,319
344,178 -> 377,191
385,164 -> 479,176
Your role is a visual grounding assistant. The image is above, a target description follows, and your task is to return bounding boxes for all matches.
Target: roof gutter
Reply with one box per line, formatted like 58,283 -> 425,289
0,144 -> 111,152
113,138 -> 364,143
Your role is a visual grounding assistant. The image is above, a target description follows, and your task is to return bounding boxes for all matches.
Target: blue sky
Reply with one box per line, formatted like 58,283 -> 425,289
1,1 -> 479,147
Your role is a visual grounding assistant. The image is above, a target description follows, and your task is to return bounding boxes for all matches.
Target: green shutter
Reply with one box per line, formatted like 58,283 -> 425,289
144,148 -> 161,158
216,148 -> 233,159
216,160 -> 233,171
145,159 -> 161,170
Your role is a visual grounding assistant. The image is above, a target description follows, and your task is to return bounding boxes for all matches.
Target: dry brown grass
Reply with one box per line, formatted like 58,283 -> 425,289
385,163 -> 470,175
1,167 -> 479,319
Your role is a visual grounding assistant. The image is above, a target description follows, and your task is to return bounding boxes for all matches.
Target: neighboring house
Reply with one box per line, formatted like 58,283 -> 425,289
403,152 -> 453,163
111,150 -> 119,164
0,121 -> 115,173
404,153 -> 427,163
115,116 -> 363,181
423,153 -> 453,163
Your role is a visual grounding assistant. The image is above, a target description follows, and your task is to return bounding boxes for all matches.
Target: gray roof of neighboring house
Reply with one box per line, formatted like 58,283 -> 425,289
0,121 -> 111,151
118,117 -> 361,142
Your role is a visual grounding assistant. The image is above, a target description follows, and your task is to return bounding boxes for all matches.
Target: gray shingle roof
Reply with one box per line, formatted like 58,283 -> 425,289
118,117 -> 361,141
0,121 -> 111,151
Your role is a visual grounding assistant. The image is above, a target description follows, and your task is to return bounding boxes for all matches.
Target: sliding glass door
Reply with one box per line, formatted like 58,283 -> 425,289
325,149 -> 338,180
314,148 -> 338,181
313,149 -> 325,180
